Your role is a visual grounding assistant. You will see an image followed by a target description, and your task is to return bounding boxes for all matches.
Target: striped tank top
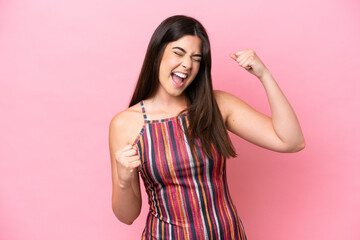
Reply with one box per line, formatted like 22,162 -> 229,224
134,100 -> 247,240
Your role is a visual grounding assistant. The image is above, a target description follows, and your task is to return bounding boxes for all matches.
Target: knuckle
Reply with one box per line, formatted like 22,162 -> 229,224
120,158 -> 127,165
118,159 -> 125,166
115,155 -> 122,162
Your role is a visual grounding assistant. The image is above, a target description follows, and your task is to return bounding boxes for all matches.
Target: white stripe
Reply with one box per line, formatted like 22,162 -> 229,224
146,124 -> 161,239
205,155 -> 221,238
180,118 -> 208,239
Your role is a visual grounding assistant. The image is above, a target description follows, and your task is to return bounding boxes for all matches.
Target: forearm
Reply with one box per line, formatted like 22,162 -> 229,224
112,180 -> 142,225
260,72 -> 305,152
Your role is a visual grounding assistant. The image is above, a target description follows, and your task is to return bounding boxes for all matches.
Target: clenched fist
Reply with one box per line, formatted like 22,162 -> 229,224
230,49 -> 271,80
115,144 -> 141,188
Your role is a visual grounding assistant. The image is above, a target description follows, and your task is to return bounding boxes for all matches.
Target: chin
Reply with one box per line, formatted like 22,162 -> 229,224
169,91 -> 185,97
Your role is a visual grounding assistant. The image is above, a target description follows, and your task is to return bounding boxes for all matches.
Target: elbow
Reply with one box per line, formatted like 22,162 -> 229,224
111,202 -> 140,225
299,139 -> 306,151
112,207 -> 136,225
293,141 -> 305,152
287,139 -> 306,153
121,219 -> 135,225
297,136 -> 306,152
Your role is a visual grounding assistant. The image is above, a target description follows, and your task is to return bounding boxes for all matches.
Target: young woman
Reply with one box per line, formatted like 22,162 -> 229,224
109,15 -> 305,240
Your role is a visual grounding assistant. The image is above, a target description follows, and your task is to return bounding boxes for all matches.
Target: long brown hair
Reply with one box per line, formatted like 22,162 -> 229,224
129,15 -> 236,158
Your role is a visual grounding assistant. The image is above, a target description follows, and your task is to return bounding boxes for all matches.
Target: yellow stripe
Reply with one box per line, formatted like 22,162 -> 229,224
161,123 -> 190,240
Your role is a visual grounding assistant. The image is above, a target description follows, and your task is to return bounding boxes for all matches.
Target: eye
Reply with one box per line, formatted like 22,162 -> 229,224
192,58 -> 201,63
173,51 -> 183,56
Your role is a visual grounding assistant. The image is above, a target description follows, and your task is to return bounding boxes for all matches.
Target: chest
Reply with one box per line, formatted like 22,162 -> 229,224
136,119 -> 225,186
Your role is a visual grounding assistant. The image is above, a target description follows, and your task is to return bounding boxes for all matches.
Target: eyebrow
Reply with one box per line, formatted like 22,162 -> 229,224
172,47 -> 202,57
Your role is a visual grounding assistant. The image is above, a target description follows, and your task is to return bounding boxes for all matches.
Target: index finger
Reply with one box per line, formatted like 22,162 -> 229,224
235,50 -> 245,56
122,144 -> 133,151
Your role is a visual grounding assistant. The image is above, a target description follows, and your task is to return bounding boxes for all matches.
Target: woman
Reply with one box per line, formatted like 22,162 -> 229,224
109,15 -> 305,240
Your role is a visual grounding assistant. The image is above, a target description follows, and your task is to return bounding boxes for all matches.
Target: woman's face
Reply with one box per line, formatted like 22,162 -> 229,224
157,35 -> 202,98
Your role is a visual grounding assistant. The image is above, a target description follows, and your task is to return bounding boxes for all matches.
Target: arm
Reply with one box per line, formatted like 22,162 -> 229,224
109,112 -> 142,224
216,49 -> 305,153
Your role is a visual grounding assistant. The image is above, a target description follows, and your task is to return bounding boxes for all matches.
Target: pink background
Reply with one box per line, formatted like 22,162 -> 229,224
1,0 -> 359,239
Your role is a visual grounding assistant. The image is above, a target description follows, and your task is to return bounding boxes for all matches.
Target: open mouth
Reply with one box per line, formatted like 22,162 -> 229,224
171,72 -> 188,88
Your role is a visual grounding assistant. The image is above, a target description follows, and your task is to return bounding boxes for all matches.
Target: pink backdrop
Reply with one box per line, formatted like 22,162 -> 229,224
1,0 -> 359,239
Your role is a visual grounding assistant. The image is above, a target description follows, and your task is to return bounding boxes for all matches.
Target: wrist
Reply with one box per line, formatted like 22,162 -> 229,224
259,70 -> 273,83
117,179 -> 132,190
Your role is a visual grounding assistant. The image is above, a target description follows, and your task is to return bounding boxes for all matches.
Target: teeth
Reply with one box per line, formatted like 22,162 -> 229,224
173,72 -> 187,79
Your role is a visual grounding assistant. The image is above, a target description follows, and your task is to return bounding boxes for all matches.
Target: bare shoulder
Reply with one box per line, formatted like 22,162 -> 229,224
109,102 -> 145,148
214,90 -> 251,120
214,89 -> 247,105
214,90 -> 234,104
110,103 -> 143,127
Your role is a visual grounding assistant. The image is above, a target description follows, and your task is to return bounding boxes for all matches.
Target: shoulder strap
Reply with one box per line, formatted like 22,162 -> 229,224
140,100 -> 148,121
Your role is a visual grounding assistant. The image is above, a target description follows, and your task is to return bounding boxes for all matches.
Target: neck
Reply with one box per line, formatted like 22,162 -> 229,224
147,90 -> 188,116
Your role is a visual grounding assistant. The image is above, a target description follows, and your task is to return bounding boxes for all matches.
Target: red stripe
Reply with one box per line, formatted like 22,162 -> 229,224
136,100 -> 246,239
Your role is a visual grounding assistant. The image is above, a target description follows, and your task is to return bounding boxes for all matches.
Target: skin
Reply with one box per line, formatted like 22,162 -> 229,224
109,35 -> 305,224
157,35 -> 202,99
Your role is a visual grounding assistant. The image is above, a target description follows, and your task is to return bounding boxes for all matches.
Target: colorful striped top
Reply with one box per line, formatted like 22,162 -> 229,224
133,100 -> 247,240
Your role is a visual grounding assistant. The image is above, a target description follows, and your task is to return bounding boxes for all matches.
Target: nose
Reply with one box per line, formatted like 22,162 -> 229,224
181,56 -> 192,69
